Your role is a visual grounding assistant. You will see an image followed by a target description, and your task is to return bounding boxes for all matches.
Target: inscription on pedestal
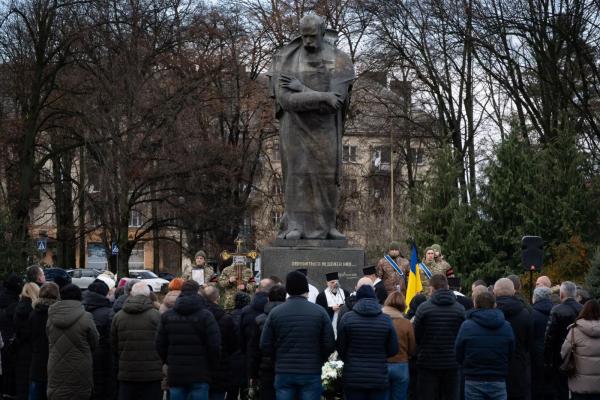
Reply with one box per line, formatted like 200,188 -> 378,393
261,246 -> 366,291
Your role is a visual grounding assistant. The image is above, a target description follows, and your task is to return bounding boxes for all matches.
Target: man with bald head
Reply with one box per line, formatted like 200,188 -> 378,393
535,276 -> 551,288
494,278 -> 533,400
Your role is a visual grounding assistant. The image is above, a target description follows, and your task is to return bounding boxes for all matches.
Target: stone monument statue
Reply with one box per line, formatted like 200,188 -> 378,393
268,14 -> 355,240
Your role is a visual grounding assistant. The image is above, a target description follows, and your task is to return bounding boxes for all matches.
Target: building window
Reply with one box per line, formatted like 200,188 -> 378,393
343,145 -> 357,163
373,146 -> 391,170
128,242 -> 145,269
411,147 -> 425,165
129,210 -> 144,227
272,140 -> 281,161
271,210 -> 283,227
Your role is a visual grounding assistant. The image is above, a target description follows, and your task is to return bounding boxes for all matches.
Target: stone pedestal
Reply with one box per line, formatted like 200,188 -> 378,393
261,242 -> 366,291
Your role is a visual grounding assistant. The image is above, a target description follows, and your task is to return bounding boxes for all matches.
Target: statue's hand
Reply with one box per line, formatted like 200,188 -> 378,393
323,92 -> 344,111
280,74 -> 304,92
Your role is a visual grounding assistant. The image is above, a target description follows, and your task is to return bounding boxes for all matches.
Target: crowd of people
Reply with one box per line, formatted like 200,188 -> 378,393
0,245 -> 598,400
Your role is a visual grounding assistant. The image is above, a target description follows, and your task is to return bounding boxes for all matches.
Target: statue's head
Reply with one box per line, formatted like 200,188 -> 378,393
299,14 -> 325,52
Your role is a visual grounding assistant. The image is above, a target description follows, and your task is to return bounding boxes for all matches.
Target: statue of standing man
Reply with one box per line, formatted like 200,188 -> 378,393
268,15 -> 355,240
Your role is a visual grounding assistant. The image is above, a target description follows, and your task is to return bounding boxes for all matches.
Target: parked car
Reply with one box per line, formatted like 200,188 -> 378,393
157,272 -> 175,281
67,268 -> 102,289
43,267 -> 72,285
120,270 -> 169,293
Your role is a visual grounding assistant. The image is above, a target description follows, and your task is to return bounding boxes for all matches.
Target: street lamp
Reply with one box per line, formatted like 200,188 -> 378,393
178,196 -> 185,274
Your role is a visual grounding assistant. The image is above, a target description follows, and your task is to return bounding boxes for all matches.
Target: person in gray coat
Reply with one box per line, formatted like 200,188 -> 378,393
47,284 -> 99,400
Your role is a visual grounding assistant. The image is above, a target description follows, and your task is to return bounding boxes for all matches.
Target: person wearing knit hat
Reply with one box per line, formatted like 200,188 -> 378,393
430,244 -> 455,278
294,269 -> 319,303
337,282 -> 399,399
376,242 -> 410,299
182,249 -> 216,287
260,270 -> 335,400
82,279 -> 113,400
316,272 -> 349,336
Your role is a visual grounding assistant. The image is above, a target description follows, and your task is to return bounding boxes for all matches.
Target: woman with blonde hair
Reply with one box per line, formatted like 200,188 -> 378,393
383,291 -> 415,400
14,282 -> 40,400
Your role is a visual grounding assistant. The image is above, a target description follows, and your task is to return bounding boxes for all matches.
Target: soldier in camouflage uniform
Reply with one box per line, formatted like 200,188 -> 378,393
376,241 -> 410,295
419,247 -> 437,295
218,261 -> 256,311
431,243 -> 455,277
182,250 -> 216,286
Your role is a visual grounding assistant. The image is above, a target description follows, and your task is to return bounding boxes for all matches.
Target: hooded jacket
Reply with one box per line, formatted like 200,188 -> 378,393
496,295 -> 534,398
337,297 -> 399,389
206,301 -> 238,391
47,300 -> 99,400
413,289 -> 465,369
561,319 -> 600,394
29,298 -> 58,382
240,292 -> 268,354
260,296 -> 335,375
156,292 -> 221,386
82,290 -> 113,399
111,295 -> 162,382
455,308 -> 515,381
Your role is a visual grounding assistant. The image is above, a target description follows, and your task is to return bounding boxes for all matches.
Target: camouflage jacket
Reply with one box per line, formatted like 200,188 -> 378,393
376,255 -> 410,294
433,258 -> 454,277
182,265 -> 216,285
218,265 -> 256,311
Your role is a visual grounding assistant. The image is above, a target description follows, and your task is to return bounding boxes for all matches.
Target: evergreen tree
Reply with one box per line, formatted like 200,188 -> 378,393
585,248 -> 600,300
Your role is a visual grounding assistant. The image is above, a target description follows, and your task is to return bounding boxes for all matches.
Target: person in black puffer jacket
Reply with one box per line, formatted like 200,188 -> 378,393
494,278 -> 534,400
260,271 -> 335,400
337,285 -> 398,400
14,282 -> 40,400
413,274 -> 465,400
240,280 -> 272,356
0,274 -> 22,398
203,286 -> 239,400
531,287 -> 554,400
228,292 -> 251,400
83,280 -> 114,400
29,283 -> 60,400
111,282 -> 162,400
156,280 -> 221,400
248,285 -> 286,400
543,281 -> 583,400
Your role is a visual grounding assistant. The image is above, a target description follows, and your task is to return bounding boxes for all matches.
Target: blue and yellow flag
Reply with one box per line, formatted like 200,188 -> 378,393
406,244 -> 422,311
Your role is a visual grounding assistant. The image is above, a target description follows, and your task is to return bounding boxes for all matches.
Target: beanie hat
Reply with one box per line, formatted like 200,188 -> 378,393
3,273 -> 22,293
389,241 -> 401,251
356,284 -> 376,300
296,268 -> 308,276
431,244 -> 442,254
195,250 -> 207,259
60,284 -> 82,301
286,271 -> 309,296
88,280 -> 110,297
235,292 -> 251,309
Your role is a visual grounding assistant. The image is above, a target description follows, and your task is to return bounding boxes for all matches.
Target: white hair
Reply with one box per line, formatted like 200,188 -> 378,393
560,281 -> 577,299
131,281 -> 151,297
494,278 -> 515,297
533,286 -> 551,303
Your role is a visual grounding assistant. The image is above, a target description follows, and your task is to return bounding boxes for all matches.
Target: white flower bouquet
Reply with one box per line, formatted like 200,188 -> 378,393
321,356 -> 344,399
